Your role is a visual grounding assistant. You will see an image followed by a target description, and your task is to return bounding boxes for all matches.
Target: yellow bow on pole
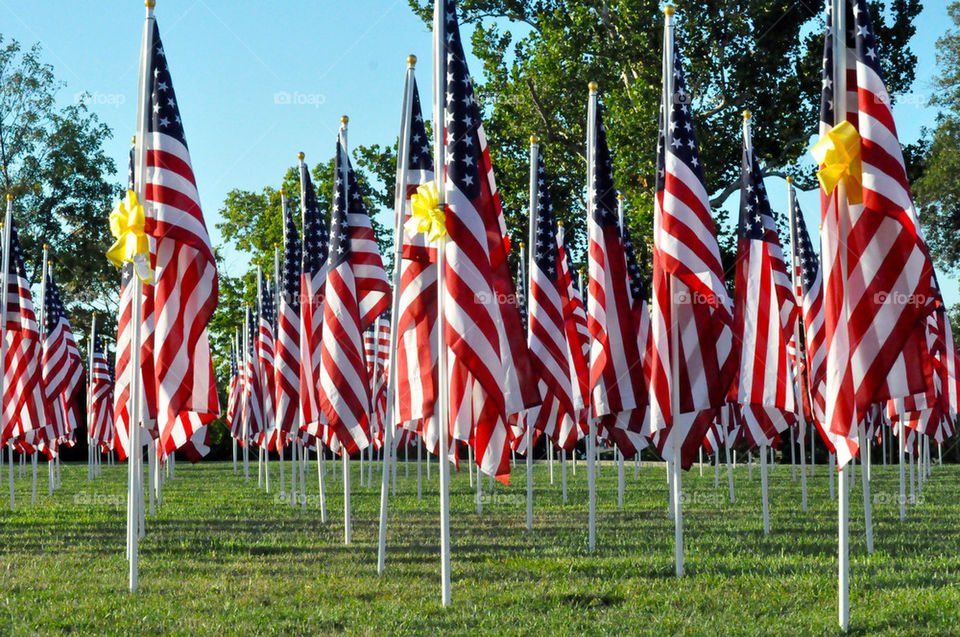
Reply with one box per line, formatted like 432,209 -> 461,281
106,190 -> 152,282
810,120 -> 863,205
405,182 -> 447,242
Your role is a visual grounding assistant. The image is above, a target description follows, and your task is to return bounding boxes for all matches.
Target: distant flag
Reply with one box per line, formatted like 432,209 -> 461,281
393,77 -> 440,446
0,215 -> 47,449
731,115 -> 798,449
317,126 -> 391,454
440,0 -> 539,481
647,40 -> 735,468
275,190 -> 302,446
241,305 -> 263,447
140,19 -> 220,455
41,265 -> 85,450
526,149 -> 589,453
112,263 -> 135,461
298,156 -> 330,439
585,100 -> 645,431
256,269 -> 277,448
788,185 -> 834,453
226,335 -> 242,441
88,331 -> 115,453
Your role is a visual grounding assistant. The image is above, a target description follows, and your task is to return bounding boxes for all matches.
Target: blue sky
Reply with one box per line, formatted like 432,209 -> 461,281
1,0 -> 955,305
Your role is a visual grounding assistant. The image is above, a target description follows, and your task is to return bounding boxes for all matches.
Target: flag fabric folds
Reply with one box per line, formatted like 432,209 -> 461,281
141,20 -> 220,456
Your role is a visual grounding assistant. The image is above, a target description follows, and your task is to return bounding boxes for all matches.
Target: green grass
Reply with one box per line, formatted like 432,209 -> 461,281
1,454 -> 958,636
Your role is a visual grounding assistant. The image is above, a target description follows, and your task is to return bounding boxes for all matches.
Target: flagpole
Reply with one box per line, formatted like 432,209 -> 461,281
615,194 -> 627,510
786,176 -> 808,512
338,115 -> 354,545
0,201 -> 10,502
742,110 -> 770,535
433,0 -> 452,607
525,134 -> 540,532
829,0 -> 850,628
377,53 -> 416,575
88,309 -> 96,484
256,265 -> 270,493
242,311 -> 251,483
585,81 -> 598,553
274,243 -> 285,499
37,248 -> 49,503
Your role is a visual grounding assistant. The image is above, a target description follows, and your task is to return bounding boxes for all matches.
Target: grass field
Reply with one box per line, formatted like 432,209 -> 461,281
1,453 -> 958,636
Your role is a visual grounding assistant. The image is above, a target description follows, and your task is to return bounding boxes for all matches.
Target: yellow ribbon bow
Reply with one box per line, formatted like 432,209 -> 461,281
810,120 -> 863,205
107,190 -> 152,282
405,182 -> 447,242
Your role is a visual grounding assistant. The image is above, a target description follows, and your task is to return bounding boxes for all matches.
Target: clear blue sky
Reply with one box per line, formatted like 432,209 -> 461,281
1,0 -> 956,306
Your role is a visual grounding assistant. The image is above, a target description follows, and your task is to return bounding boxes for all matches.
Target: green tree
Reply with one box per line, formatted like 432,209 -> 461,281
0,36 -> 119,344
409,0 -> 921,267
913,1 -> 960,275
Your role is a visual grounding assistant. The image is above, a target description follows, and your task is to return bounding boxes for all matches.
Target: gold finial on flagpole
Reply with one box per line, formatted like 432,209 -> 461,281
617,193 -> 624,201
280,188 -> 286,195
664,4 -> 676,16
5,194 -> 11,201
145,0 -> 156,8
131,136 -> 136,145
408,54 -> 417,67
341,115 -> 349,125
786,175 -> 793,184
588,81 -> 598,92
557,220 -> 564,227
530,135 -> 539,145
297,152 -> 305,161
742,109 -> 752,120
43,244 -> 48,250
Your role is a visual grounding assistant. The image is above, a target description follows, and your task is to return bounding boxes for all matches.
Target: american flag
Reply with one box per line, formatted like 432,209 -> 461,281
818,0 -> 937,466
440,0 -> 539,481
141,20 -> 220,456
586,102 -> 644,424
789,190 -> 833,452
647,45 -> 735,467
88,332 -> 115,452
527,151 -> 589,452
602,210 -> 652,458
394,77 -> 440,446
1,216 -> 47,448
226,335 -> 242,441
112,263 -> 134,461
256,269 -> 276,448
731,124 -> 798,449
42,269 -> 84,407
317,134 -> 391,454
37,267 -> 84,451
241,305 -> 263,448
275,191 -> 301,446
298,158 -> 329,439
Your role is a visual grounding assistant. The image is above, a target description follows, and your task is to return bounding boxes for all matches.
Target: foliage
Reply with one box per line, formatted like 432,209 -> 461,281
0,35 -> 119,343
914,1 -> 960,275
409,0 -> 921,268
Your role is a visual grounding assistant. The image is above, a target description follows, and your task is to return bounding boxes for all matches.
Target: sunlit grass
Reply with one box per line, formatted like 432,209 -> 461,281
0,453 -> 957,635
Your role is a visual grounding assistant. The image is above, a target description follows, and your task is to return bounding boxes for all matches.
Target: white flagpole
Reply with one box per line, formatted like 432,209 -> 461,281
524,135 -> 539,533
37,248 -> 50,502
242,313 -> 251,483
125,0 -> 156,593
256,266 -> 270,493
561,448 -> 568,503
433,0 -> 452,606
830,0 -> 850,627
663,3 -> 684,577
338,115 -> 353,546
786,177 -> 809,512
378,54 -> 416,575
725,410 -> 735,502
272,244 -> 285,499
743,111 -> 770,536
614,195 -> 627,508
0,200 -> 10,506
585,81 -> 598,553
87,309 -> 96,485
